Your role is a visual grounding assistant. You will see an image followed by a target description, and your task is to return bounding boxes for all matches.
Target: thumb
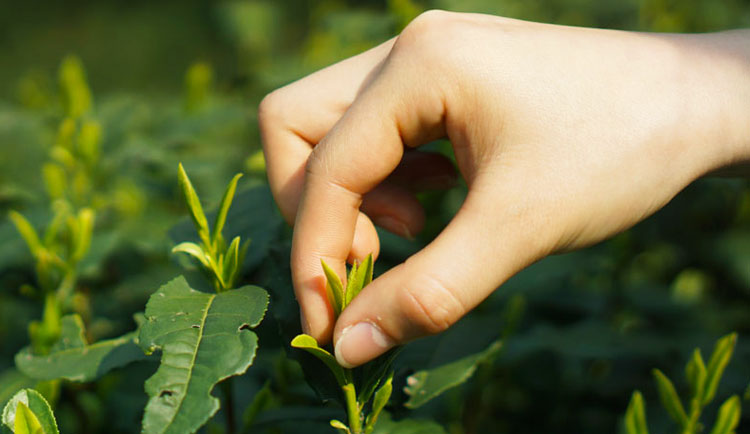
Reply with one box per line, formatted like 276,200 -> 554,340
332,184 -> 539,368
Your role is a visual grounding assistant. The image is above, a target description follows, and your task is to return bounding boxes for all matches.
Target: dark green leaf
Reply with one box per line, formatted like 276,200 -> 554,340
652,369 -> 688,427
709,395 -> 741,434
2,389 -> 58,434
370,412 -> 447,434
15,315 -> 146,382
624,391 -> 649,434
138,276 -> 268,434
404,340 -> 502,409
0,370 -> 36,411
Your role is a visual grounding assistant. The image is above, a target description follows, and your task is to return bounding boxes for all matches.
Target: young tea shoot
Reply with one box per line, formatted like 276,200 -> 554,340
625,333 -> 741,434
292,254 -> 394,434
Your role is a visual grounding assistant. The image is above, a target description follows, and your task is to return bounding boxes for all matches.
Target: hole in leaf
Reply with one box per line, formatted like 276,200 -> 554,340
238,323 -> 250,331
159,390 -> 174,398
191,324 -> 200,329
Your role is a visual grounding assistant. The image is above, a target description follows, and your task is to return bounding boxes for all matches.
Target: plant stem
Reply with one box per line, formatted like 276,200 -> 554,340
222,379 -> 236,434
342,383 -> 361,434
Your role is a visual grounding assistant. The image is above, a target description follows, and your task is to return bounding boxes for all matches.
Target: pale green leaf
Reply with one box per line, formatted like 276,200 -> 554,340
345,254 -> 372,306
212,173 -> 243,244
15,315 -> 146,382
172,242 -> 210,268
330,419 -> 352,434
625,391 -> 649,434
652,369 -> 688,427
709,395 -> 741,434
404,340 -> 502,409
14,402 -> 41,434
703,333 -> 737,405
321,260 -> 344,317
71,208 -> 95,263
222,236 -> 241,290
686,349 -> 707,401
8,212 -> 43,260
290,334 -> 346,386
2,389 -> 58,434
177,163 -> 210,247
138,276 -> 268,434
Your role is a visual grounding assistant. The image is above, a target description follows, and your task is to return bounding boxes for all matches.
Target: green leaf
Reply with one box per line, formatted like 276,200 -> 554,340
321,260 -> 344,317
330,419 -> 352,434
365,372 -> 393,434
370,411 -> 448,434
703,333 -> 737,405
2,389 -> 58,434
8,211 -> 43,260
404,340 -> 502,409
172,242 -> 210,268
15,315 -> 146,382
169,185 -> 282,275
0,370 -> 36,411
138,276 -> 268,434
686,349 -> 707,401
212,173 -> 243,245
177,163 -> 211,248
290,334 -> 347,386
652,369 -> 688,427
58,55 -> 92,118
222,236 -> 241,290
357,348 -> 400,406
709,395 -> 741,434
624,391 -> 649,434
345,254 -> 372,306
14,402 -> 42,434
70,208 -> 94,263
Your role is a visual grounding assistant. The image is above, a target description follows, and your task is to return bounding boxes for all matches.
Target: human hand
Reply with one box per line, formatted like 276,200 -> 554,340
259,11 -> 750,367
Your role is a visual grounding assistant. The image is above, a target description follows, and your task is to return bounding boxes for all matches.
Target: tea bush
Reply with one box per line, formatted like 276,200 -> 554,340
1,1 -> 749,433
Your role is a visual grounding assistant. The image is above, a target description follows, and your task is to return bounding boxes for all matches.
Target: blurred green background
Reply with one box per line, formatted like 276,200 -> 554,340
1,0 -> 749,433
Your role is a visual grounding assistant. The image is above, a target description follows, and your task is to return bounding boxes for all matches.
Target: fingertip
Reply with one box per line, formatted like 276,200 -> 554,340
334,321 -> 395,368
296,272 -> 336,344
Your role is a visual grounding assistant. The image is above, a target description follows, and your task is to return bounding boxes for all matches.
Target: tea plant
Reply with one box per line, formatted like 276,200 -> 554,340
291,255 -> 395,434
137,165 -> 268,434
624,333 -> 741,434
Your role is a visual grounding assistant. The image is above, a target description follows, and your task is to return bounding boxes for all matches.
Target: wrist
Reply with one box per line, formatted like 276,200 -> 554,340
680,30 -> 750,176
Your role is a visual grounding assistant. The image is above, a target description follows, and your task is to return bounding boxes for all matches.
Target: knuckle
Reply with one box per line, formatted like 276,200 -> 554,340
257,89 -> 286,128
398,272 -> 465,336
395,10 -> 457,53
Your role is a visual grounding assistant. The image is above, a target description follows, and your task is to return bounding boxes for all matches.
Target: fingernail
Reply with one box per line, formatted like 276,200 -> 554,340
300,307 -> 311,335
335,322 -> 395,368
373,216 -> 414,240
